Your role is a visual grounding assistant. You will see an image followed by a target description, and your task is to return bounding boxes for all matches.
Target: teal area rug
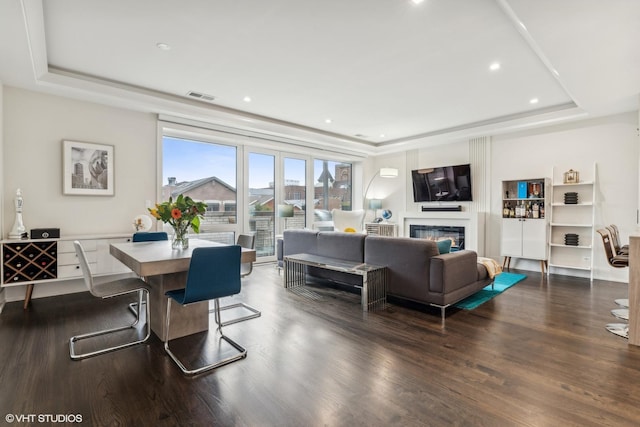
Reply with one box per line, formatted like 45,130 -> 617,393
454,272 -> 526,310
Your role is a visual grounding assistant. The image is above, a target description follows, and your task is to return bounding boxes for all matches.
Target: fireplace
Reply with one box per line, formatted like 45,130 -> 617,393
404,211 -> 483,254
410,225 -> 466,250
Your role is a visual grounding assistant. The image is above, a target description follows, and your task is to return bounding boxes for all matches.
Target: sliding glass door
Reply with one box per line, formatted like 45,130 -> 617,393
282,157 -> 306,230
313,160 -> 353,230
247,152 -> 275,257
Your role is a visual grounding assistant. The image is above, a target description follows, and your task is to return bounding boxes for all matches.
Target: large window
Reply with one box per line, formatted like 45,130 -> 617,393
313,160 -> 353,230
162,136 -> 237,243
283,157 -> 306,230
248,152 -> 275,256
161,130 -> 354,259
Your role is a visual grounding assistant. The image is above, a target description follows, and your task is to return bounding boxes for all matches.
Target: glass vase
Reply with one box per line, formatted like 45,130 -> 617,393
172,225 -> 189,250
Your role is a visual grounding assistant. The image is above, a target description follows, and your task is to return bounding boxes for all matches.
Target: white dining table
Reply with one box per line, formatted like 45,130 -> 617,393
110,239 -> 256,341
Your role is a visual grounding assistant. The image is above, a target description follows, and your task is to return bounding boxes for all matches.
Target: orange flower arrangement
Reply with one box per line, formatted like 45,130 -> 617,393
149,195 -> 207,249
148,194 -> 207,233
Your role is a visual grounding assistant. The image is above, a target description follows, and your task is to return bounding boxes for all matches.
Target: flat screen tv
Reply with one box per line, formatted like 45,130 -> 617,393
411,164 -> 472,202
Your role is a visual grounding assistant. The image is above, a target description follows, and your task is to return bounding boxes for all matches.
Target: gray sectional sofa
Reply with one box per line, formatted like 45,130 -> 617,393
279,229 -> 491,318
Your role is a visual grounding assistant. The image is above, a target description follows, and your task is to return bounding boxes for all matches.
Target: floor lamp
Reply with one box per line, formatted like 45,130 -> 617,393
363,167 -> 398,227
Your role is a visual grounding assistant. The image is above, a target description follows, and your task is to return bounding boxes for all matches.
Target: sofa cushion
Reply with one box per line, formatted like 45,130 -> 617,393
316,231 -> 365,262
283,229 -> 319,257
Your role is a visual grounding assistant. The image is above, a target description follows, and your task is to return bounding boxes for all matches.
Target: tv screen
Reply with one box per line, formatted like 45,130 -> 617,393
411,164 -> 472,202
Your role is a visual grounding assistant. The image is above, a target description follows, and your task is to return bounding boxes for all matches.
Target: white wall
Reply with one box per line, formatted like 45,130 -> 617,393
488,112 -> 638,282
373,112 -> 638,282
2,87 -> 157,301
3,87 -> 157,233
363,152 -> 406,224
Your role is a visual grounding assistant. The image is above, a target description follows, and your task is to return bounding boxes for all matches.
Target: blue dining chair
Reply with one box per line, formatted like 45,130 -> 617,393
211,233 -> 261,327
132,231 -> 168,242
129,231 -> 169,315
164,245 -> 247,375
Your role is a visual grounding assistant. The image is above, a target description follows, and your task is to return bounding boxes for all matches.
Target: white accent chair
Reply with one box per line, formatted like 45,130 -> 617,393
331,209 -> 365,233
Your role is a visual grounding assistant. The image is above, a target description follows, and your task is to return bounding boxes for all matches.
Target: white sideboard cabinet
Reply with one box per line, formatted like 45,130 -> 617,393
1,234 -> 133,309
501,178 -> 549,273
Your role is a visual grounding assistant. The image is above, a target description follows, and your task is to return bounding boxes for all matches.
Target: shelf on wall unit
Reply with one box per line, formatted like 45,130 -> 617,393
551,202 -> 593,207
550,223 -> 593,227
549,243 -> 592,249
548,263 -> 591,271
552,181 -> 594,187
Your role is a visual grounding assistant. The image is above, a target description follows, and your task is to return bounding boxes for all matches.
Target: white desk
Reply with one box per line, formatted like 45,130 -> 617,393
110,239 -> 256,341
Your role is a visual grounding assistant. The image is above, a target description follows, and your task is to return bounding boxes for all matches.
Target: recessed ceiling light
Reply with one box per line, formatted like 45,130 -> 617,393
325,118 -> 332,124
379,134 -> 386,138
411,0 -> 425,4
156,43 -> 171,51
243,96 -> 252,102
530,98 -> 539,104
489,62 -> 501,71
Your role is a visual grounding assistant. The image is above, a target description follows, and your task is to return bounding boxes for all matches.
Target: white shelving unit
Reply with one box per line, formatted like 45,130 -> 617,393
548,164 -> 597,280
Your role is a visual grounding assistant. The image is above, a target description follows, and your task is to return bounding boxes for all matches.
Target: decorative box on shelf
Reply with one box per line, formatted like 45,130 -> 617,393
365,223 -> 398,237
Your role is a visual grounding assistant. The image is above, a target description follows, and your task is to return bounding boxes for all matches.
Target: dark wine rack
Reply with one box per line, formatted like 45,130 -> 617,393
2,241 -> 57,284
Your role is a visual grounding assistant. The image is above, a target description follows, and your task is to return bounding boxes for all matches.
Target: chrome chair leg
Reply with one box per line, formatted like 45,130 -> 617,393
70,289 -> 150,360
164,298 -> 247,375
209,300 -> 261,327
128,300 -> 146,317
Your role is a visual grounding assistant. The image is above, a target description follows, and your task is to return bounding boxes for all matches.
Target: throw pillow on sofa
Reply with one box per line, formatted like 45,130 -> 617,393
436,239 -> 452,254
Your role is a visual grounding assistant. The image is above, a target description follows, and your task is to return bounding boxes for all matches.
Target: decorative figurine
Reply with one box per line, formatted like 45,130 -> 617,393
9,188 -> 26,239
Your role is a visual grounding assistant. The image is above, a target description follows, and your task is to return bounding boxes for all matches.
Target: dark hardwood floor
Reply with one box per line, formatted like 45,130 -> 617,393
1,265 -> 639,426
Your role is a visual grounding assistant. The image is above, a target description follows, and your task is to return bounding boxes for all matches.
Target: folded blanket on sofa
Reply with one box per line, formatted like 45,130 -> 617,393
477,256 -> 503,279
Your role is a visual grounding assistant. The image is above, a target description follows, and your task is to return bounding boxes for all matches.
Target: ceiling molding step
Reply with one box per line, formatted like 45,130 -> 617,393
37,68 -> 376,157
159,115 -> 370,160
495,0 -> 581,106
20,0 -> 47,80
372,105 -> 588,156
378,102 -> 579,147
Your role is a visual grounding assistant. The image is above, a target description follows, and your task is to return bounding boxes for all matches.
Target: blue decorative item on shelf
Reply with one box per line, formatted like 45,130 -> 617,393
517,181 -> 527,199
381,209 -> 392,221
